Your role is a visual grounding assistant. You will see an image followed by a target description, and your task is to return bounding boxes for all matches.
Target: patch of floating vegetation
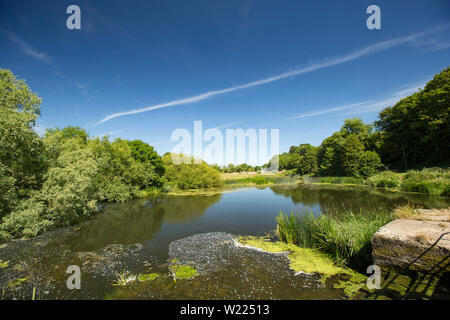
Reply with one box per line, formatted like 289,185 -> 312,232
170,263 -> 199,281
6,277 -> 28,289
113,270 -> 137,286
138,273 -> 159,282
0,259 -> 9,268
236,236 -> 367,298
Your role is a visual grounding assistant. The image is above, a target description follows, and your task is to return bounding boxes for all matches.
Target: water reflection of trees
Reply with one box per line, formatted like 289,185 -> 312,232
66,195 -> 221,250
270,185 -> 449,215
158,194 -> 222,223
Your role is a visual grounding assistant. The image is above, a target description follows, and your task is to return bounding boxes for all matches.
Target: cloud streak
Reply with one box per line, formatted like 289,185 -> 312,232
97,28 -> 442,125
288,101 -> 375,120
3,30 -> 52,64
289,83 -> 425,120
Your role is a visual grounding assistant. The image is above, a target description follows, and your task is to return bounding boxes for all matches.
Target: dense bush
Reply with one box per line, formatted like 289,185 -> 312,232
400,168 -> 450,196
89,137 -> 161,202
0,197 -> 51,240
163,154 -> 222,190
367,171 -> 401,188
0,69 -> 167,241
40,147 -> 99,225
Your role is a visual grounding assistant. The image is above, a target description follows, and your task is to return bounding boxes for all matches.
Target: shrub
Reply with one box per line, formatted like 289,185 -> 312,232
40,147 -> 98,225
163,154 -> 222,190
400,168 -> 450,196
0,198 -> 52,240
0,162 -> 17,219
367,171 -> 401,188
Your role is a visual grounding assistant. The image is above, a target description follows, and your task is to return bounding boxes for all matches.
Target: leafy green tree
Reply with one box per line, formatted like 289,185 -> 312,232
317,132 -> 345,176
376,67 -> 450,169
89,138 -> 139,202
40,146 -> 98,225
0,162 -> 17,219
163,154 -> 222,190
358,151 -> 382,178
128,140 -> 165,177
341,135 -> 365,177
45,126 -> 89,144
317,146 -> 335,176
0,70 -> 45,191
0,69 -> 41,117
298,147 -> 318,176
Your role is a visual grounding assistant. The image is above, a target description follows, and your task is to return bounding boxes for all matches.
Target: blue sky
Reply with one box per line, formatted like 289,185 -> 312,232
1,0 -> 449,164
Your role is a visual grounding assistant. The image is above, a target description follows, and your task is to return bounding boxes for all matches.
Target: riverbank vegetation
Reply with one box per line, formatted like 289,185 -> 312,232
1,67 -> 448,241
268,67 -> 449,196
276,210 -> 395,270
0,69 -> 223,241
309,168 -> 450,197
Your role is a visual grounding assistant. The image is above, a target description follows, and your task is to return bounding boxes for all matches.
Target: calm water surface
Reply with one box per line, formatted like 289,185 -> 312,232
1,185 -> 448,299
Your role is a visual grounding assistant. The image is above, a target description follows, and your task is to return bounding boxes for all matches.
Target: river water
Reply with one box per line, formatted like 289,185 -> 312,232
0,184 -> 448,299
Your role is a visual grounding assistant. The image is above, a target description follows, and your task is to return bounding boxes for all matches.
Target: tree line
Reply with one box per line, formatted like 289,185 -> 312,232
0,67 -> 448,240
0,69 -> 221,240
269,67 -> 449,178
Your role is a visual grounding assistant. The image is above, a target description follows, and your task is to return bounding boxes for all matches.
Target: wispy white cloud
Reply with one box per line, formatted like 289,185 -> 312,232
289,83 -> 425,120
3,30 -> 52,64
96,28 -> 444,125
347,84 -> 424,115
288,101 -> 375,120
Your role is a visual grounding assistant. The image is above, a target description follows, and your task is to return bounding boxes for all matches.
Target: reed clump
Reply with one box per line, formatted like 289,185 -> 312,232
276,209 -> 394,270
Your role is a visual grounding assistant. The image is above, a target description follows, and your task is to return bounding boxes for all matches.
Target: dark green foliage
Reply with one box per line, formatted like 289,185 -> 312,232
279,144 -> 318,176
376,67 -> 450,169
0,69 -> 168,240
367,171 -> 401,188
163,154 -> 222,190
400,168 -> 450,196
220,163 -> 261,173
89,138 -> 162,202
316,119 -> 381,177
128,140 -> 165,176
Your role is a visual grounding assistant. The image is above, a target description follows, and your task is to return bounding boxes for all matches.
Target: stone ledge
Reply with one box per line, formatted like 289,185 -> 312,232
372,209 -> 450,272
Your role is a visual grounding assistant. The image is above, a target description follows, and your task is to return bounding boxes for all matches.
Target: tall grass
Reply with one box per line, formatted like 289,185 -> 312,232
367,171 -> 401,188
224,176 -> 272,186
400,168 -> 450,196
276,210 -> 394,269
312,176 -> 366,185
311,168 -> 450,197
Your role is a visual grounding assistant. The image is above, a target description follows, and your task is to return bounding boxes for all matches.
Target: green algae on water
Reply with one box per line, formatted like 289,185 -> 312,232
170,264 -> 199,281
0,259 -> 9,268
138,273 -> 159,282
236,236 -> 367,297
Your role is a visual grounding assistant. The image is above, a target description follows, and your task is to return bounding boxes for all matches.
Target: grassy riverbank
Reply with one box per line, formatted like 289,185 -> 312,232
276,209 -> 396,270
307,168 -> 450,197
